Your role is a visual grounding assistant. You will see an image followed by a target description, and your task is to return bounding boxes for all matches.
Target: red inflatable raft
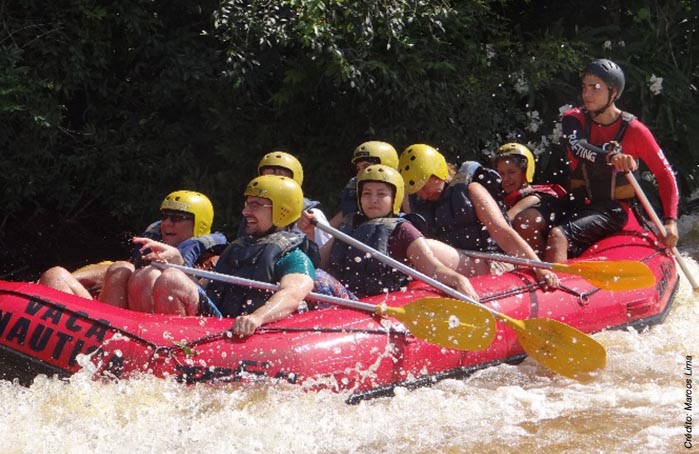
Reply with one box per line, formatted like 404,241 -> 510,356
0,222 -> 679,403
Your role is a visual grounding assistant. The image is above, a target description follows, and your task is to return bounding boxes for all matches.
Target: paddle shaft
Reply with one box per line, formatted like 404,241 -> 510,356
151,262 -> 385,313
625,172 -> 699,291
313,220 -> 499,315
458,249 -> 655,291
458,249 -> 552,271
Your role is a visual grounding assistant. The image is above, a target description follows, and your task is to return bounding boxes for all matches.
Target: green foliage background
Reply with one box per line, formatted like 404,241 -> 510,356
1,0 -> 697,279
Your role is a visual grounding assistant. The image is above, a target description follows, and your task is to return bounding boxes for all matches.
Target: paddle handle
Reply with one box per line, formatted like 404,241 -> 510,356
312,219 -> 497,316
625,173 -> 699,291
150,262 -> 383,314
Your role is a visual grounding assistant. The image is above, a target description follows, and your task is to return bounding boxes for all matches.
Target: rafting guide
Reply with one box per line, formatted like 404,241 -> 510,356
686,355 -> 694,448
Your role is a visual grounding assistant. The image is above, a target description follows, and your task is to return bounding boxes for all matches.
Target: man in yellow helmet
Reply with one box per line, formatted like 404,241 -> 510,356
144,175 -> 317,336
38,190 -> 227,307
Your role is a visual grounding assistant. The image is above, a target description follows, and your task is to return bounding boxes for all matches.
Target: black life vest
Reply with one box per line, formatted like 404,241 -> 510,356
409,162 -> 502,251
207,231 -> 317,318
328,215 -> 408,298
455,161 -> 505,209
569,111 -> 639,202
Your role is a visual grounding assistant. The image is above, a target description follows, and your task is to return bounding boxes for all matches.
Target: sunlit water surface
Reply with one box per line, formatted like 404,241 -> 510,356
2,216 -> 699,454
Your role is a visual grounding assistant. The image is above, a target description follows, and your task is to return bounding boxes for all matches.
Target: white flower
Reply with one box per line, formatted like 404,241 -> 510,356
527,110 -> 542,133
649,74 -> 663,96
486,44 -> 495,61
603,40 -> 612,50
514,79 -> 528,95
558,104 -> 573,116
551,122 -> 563,143
512,70 -> 528,95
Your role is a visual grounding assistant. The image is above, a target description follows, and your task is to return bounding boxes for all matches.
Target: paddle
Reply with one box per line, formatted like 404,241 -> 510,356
312,220 -> 607,379
625,172 -> 699,292
150,262 -> 496,351
458,250 -> 654,291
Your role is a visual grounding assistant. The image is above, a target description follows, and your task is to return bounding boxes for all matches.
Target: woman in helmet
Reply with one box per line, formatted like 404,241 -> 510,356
38,190 -> 227,307
304,164 -> 478,300
398,143 -> 559,288
145,175 -> 317,336
492,143 -> 567,255
545,58 -> 679,262
327,141 -> 403,228
254,151 -> 332,247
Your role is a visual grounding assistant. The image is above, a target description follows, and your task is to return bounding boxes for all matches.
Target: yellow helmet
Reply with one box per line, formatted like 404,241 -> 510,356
358,164 -> 405,215
398,144 -> 448,194
351,141 -> 399,169
160,190 -> 214,236
257,151 -> 304,186
494,143 -> 535,183
244,175 -> 304,228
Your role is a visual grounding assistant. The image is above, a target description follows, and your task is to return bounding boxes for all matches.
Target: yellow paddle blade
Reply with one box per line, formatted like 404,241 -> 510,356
382,297 -> 496,351
500,315 -> 606,379
552,260 -> 655,291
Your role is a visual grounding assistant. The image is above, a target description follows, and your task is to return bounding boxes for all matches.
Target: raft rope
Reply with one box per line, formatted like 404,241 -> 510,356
174,325 -> 402,349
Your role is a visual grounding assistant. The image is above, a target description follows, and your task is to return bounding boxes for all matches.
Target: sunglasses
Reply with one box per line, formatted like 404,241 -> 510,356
244,200 -> 273,210
161,212 -> 194,223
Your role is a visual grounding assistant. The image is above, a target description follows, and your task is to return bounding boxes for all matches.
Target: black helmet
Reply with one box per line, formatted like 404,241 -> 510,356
585,59 -> 625,99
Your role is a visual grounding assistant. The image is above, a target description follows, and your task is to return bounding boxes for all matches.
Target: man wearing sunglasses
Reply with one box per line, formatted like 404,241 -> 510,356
38,190 -> 227,308
142,175 -> 317,336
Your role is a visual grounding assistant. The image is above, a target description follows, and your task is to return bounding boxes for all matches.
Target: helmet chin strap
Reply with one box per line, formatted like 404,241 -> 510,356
590,89 -> 616,118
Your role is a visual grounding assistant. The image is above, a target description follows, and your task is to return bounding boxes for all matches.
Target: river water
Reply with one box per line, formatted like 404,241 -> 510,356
1,217 -> 698,454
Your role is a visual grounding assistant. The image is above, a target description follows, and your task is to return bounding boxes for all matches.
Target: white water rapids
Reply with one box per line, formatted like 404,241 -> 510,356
1,215 -> 698,454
